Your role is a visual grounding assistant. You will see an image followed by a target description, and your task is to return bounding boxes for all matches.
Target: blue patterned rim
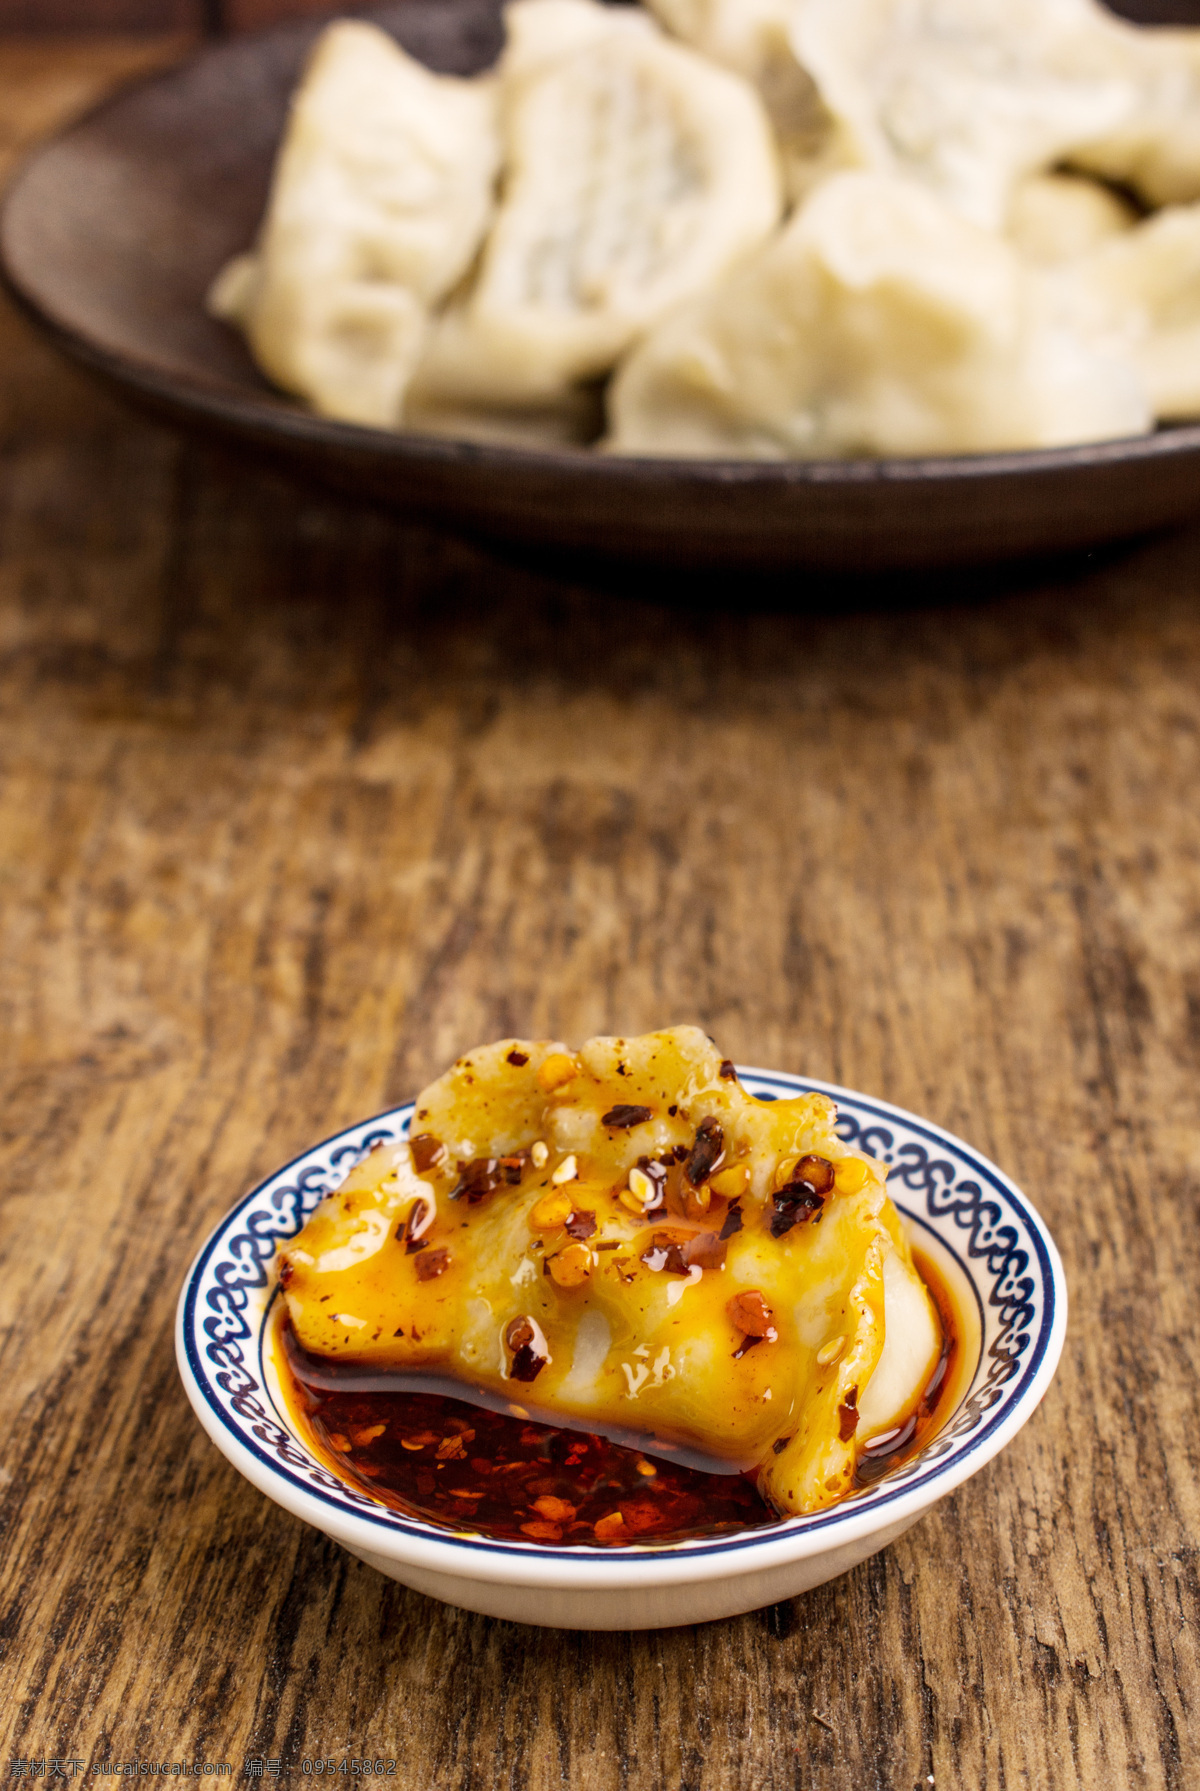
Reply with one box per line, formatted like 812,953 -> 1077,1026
177,1070 -> 1066,1571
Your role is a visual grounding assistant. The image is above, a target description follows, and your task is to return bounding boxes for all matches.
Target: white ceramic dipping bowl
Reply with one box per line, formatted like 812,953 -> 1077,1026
177,1069 -> 1066,1631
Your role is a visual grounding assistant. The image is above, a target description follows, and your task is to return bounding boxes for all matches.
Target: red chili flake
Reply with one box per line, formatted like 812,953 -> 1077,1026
684,1231 -> 727,1270
506,1049 -> 530,1067
506,1317 -> 547,1383
601,1104 -> 654,1128
278,1258 -> 295,1289
409,1133 -> 446,1172
794,1155 -> 835,1194
718,1200 -> 744,1240
415,1248 -> 451,1281
640,1230 -> 689,1274
769,1170 -> 827,1237
719,1059 -> 737,1080
733,1334 -> 767,1360
772,1435 -> 792,1456
450,1153 -> 528,1203
640,1230 -> 726,1274
450,1158 -> 501,1202
393,1327 -> 405,1338
668,1105 -> 678,1117
617,1499 -> 662,1535
565,1209 -> 597,1241
532,1495 -> 576,1523
521,1519 -> 564,1541
594,1240 -> 620,1252
727,1289 -> 775,1336
510,1344 -> 547,1383
838,1387 -> 860,1442
685,1118 -> 725,1185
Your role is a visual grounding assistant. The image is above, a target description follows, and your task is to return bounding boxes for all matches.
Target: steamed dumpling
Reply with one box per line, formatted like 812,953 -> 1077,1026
1072,29 -> 1200,209
643,0 -> 1138,226
606,172 -> 1152,459
790,0 -> 1137,232
1007,171 -> 1137,269
1050,204 -> 1200,421
643,0 -> 849,200
208,21 -> 499,427
406,0 -> 783,414
278,1025 -> 943,1517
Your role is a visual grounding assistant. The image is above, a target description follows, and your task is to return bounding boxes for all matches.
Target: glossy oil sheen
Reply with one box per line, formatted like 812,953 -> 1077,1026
278,1253 -> 962,1546
281,1318 -> 779,1546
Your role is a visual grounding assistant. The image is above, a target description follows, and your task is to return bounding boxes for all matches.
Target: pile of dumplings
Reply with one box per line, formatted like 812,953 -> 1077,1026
209,0 -> 1200,459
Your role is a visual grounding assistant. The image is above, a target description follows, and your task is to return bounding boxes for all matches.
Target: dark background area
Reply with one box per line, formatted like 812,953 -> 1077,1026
1,0 -> 1199,38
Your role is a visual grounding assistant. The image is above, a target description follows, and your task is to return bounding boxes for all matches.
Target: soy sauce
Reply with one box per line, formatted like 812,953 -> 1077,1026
853,1249 -> 961,1489
278,1248 -> 961,1545
280,1319 -> 778,1547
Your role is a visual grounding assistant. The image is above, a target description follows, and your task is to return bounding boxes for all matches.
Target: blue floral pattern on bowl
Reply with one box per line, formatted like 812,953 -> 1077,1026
178,1071 -> 1061,1559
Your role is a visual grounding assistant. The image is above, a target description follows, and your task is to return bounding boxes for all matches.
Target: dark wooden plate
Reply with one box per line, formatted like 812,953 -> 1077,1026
6,0 -> 1200,571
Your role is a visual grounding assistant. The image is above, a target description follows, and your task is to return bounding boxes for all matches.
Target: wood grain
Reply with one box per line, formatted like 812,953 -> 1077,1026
1,39 -> 1199,1791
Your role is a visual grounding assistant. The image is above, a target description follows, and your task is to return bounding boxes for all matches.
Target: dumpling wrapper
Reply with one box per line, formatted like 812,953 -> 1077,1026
643,0 -> 847,201
644,0 -> 1137,224
278,1025 -> 941,1518
789,0 -> 1137,232
405,0 -> 783,413
1072,27 -> 1200,210
1047,204 -> 1200,422
1007,171 -> 1137,270
207,21 -> 499,428
605,172 -> 1151,460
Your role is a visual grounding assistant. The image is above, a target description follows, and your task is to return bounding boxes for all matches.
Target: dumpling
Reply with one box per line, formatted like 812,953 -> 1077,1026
1007,171 -> 1137,270
277,1025 -> 943,1518
405,0 -> 783,414
643,0 -> 1137,226
1072,29 -> 1200,210
643,0 -> 850,201
207,21 -> 499,428
1049,205 -> 1200,422
605,172 -> 1151,459
790,0 -> 1137,232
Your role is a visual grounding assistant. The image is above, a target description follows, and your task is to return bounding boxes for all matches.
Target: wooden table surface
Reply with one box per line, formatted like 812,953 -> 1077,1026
2,40 -> 1199,1791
